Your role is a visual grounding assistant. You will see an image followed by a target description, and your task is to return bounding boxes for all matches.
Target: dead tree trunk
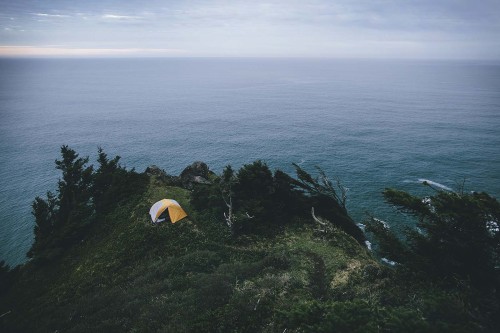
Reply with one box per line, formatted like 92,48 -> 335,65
311,207 -> 334,234
223,194 -> 234,230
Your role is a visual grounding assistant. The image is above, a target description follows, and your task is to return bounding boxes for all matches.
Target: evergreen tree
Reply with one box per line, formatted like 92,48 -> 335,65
291,164 -> 366,244
93,147 -> 148,215
28,192 -> 57,258
272,169 -> 304,222
368,188 -> 500,291
92,147 -> 121,214
233,160 -> 274,223
29,146 -> 94,260
54,146 -> 94,246
55,145 -> 93,224
0,260 -> 13,295
28,146 -> 149,261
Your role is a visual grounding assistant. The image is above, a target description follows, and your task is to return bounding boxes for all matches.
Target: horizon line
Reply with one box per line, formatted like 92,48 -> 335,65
0,46 -> 499,61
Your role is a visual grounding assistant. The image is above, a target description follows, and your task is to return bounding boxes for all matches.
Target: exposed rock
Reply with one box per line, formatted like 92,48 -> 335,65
192,175 -> 211,185
145,165 -> 179,185
145,165 -> 167,178
179,161 -> 213,189
146,162 -> 214,189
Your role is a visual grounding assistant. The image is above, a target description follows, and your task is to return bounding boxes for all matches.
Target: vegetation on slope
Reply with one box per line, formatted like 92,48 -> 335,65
0,147 -> 499,332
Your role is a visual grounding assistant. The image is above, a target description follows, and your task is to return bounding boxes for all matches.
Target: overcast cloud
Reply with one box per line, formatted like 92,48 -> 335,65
0,0 -> 499,58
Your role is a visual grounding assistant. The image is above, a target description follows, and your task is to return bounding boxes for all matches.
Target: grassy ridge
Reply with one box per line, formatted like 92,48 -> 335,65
0,176 -> 380,332
1,169 -> 498,332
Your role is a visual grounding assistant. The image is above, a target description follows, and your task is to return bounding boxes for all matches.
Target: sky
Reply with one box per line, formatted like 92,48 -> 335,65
0,0 -> 499,59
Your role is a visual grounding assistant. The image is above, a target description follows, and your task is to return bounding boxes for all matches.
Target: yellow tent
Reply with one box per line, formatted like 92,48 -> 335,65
149,199 -> 187,224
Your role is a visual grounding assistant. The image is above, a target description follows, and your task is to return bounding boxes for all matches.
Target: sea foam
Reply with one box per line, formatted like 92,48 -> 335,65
381,258 -> 397,266
418,179 -> 454,192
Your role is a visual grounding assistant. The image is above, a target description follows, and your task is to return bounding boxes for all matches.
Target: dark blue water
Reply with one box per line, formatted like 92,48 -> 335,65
1,58 -> 499,266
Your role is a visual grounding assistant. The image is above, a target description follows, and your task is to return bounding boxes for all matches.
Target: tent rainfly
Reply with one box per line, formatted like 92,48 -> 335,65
149,199 -> 188,224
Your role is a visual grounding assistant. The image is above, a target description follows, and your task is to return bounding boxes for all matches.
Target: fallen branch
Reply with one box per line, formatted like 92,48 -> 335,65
254,298 -> 261,311
311,207 -> 334,234
311,207 -> 327,226
0,310 -> 11,318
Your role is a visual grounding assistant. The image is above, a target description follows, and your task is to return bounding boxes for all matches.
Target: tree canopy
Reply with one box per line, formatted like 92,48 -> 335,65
368,188 -> 500,291
28,146 -> 148,262
191,161 -> 365,242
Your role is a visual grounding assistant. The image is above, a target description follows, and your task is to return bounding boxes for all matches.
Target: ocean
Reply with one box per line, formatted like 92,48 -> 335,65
1,58 -> 499,266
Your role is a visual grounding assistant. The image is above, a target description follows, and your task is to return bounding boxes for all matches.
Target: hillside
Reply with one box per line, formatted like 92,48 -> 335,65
0,175 -> 377,332
1,147 -> 499,332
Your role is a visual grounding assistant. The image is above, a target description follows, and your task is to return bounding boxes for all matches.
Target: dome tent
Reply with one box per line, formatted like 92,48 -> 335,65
149,199 -> 188,224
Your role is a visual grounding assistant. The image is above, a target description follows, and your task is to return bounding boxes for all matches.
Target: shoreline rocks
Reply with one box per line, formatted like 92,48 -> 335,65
145,161 -> 213,189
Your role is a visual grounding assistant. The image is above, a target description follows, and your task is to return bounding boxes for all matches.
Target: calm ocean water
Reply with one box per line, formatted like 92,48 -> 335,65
1,58 -> 499,266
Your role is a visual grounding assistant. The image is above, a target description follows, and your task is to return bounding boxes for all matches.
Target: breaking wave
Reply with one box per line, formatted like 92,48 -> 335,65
418,179 -> 454,191
381,258 -> 397,266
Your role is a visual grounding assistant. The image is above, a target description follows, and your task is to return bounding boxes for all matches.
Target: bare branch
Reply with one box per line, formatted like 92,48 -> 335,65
311,207 -> 335,235
222,192 -> 232,208
253,298 -> 261,311
223,194 -> 234,229
311,207 -> 327,226
0,310 -> 11,318
336,176 -> 348,209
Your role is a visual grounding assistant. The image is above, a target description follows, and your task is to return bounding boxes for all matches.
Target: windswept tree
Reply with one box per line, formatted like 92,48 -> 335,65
367,188 -> 500,291
191,161 -> 365,242
291,164 -> 366,244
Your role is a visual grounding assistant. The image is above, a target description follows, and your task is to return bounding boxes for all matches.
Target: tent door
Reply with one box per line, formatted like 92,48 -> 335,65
158,209 -> 171,223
